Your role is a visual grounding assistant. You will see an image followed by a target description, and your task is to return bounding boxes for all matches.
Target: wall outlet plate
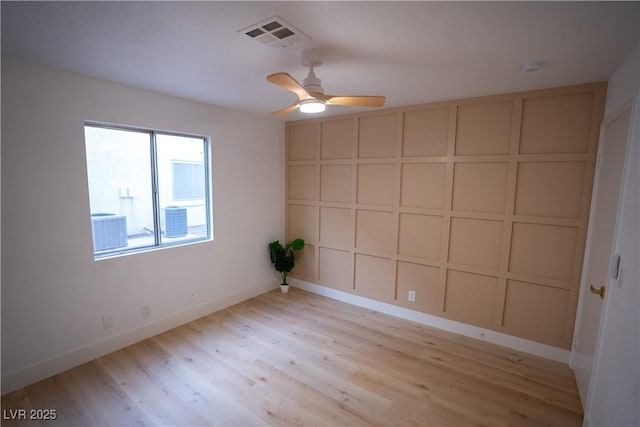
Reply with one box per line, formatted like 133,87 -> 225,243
408,290 -> 416,303
141,305 -> 151,318
102,314 -> 113,329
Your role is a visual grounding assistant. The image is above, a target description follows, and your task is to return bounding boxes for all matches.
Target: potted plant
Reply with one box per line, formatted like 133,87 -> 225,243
268,238 -> 305,293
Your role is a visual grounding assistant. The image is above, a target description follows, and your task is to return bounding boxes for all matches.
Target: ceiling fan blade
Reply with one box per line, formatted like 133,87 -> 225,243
308,92 -> 385,107
267,72 -> 309,101
322,95 -> 386,108
269,102 -> 300,116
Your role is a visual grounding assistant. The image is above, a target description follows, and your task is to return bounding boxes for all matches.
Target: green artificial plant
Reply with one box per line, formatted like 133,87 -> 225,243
268,238 -> 305,285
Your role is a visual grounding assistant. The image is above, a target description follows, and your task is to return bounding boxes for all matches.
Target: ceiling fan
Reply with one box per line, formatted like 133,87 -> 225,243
267,48 -> 386,116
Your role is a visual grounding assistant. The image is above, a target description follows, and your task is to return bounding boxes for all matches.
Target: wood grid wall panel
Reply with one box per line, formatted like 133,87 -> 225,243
287,204 -> 315,243
289,165 -> 316,201
455,101 -> 513,155
288,123 -> 317,160
287,122 -> 320,282
354,254 -> 394,302
357,163 -> 394,206
444,270 -> 500,327
397,213 -> 442,261
503,280 -> 571,347
319,207 -> 352,249
358,114 -> 397,158
514,161 -> 586,218
452,162 -> 509,213
293,244 -> 316,281
402,107 -> 449,157
318,247 -> 353,292
320,165 -> 352,203
448,217 -> 503,271
400,163 -> 447,209
509,222 -> 579,282
355,210 -> 394,254
321,119 -> 353,160
396,261 -> 439,312
286,82 -> 606,350
519,92 -> 594,154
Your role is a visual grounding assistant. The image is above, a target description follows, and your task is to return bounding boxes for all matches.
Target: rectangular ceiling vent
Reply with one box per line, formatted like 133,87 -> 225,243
238,16 -> 308,49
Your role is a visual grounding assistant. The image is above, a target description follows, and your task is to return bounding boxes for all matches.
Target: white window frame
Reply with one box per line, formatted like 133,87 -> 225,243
84,122 -> 213,259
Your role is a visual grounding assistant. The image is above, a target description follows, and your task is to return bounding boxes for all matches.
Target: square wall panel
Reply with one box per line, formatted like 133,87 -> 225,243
292,244 -> 315,280
448,217 -> 503,270
515,161 -> 586,218
320,164 -> 352,203
400,163 -> 446,209
288,124 -> 316,160
455,101 -> 513,155
288,204 -> 315,243
397,213 -> 442,261
319,247 -> 353,292
503,280 -> 570,346
520,92 -> 594,154
452,162 -> 509,213
320,207 -> 352,249
444,270 -> 499,326
356,210 -> 394,254
402,108 -> 449,157
289,165 -> 316,201
355,254 -> 394,302
321,119 -> 353,160
509,222 -> 578,281
396,261 -> 439,312
358,114 -> 397,158
357,163 -> 394,206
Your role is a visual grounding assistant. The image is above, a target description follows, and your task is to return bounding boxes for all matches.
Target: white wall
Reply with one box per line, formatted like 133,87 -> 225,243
603,44 -> 639,118
1,57 -> 285,393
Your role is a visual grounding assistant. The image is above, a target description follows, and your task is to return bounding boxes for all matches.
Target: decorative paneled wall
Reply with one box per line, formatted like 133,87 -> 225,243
285,83 -> 606,349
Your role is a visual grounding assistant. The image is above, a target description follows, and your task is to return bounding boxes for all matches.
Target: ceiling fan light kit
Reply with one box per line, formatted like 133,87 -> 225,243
299,99 -> 326,114
267,48 -> 386,116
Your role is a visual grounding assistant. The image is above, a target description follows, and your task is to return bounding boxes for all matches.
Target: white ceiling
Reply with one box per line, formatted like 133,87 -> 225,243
2,1 -> 639,120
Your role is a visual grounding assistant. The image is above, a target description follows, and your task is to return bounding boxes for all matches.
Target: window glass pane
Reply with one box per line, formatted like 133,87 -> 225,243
156,134 -> 209,244
84,126 -> 156,253
172,162 -> 205,200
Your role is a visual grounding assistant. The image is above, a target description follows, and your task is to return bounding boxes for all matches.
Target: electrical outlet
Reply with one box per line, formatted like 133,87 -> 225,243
408,290 -> 416,302
102,314 -> 113,329
141,305 -> 151,318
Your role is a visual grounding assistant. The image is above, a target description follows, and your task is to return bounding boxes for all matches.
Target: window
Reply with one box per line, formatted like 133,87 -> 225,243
84,123 -> 212,258
173,162 -> 205,200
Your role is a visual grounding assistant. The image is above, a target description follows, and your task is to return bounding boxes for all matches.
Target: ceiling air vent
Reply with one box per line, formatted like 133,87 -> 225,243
238,16 -> 308,49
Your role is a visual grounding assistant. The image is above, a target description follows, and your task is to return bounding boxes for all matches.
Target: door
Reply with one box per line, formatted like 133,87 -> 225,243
572,107 -> 631,407
587,100 -> 638,427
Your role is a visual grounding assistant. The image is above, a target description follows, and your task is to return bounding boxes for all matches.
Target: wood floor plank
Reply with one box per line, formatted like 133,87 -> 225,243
257,290 -> 581,408
97,347 -> 210,426
1,288 -> 583,426
0,389 -> 40,427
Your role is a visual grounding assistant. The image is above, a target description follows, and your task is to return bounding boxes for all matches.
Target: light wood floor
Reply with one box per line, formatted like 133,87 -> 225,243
1,288 -> 583,426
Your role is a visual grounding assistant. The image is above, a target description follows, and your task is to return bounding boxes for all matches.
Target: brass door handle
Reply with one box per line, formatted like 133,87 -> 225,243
590,284 -> 606,300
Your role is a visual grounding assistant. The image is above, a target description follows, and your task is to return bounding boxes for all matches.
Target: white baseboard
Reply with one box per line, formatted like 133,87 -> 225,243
291,278 -> 570,364
1,281 -> 277,395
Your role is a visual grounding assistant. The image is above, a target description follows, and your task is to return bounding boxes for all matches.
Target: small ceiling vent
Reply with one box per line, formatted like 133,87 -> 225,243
238,16 -> 308,49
